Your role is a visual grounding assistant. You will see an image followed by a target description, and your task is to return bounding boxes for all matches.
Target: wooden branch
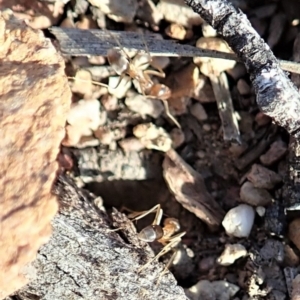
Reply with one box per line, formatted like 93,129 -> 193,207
184,0 -> 300,139
8,175 -> 188,300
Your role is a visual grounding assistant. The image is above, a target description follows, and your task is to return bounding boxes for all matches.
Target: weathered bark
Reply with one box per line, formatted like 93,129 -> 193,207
7,175 -> 188,300
184,0 -> 300,139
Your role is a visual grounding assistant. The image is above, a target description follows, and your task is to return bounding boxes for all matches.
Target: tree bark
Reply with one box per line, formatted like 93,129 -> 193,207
7,175 -> 188,300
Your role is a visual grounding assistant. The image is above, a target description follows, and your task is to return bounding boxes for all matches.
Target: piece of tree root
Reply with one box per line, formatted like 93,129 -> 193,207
184,0 -> 300,139
7,175 -> 188,300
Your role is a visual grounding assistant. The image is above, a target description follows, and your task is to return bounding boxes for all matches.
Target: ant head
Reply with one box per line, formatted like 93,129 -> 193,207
150,84 -> 171,100
138,225 -> 164,242
107,48 -> 129,75
163,218 -> 180,232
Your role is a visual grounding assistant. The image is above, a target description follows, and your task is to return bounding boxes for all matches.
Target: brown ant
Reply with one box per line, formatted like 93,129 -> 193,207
106,31 -> 181,128
128,204 -> 186,275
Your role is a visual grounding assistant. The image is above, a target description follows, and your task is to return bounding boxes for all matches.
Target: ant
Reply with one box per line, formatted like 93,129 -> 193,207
128,204 -> 186,277
106,30 -> 181,128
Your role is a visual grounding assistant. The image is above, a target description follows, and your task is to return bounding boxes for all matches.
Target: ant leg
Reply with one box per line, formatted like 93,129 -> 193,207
68,77 -> 109,88
162,99 -> 181,129
110,74 -> 127,90
138,232 -> 185,273
128,204 -> 163,226
156,249 -> 178,286
143,68 -> 166,78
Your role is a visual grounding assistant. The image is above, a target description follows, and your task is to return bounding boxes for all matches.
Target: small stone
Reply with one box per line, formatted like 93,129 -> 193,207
260,239 -> 284,263
237,79 -> 251,96
170,128 -> 185,149
150,56 -> 170,71
125,92 -> 164,118
88,0 -> 138,23
256,206 -> 266,217
186,280 -> 239,300
101,94 -> 118,111
133,123 -> 172,152
284,245 -> 300,266
198,256 -> 216,272
156,0 -> 203,28
203,124 -> 211,131
108,76 -> 132,99
118,137 -> 145,152
193,75 -> 216,103
288,219 -> 300,251
247,164 -> 282,189
71,69 -> 94,98
222,204 -> 255,238
260,140 -> 288,166
94,127 -> 114,145
194,37 -> 236,76
240,181 -> 273,206
190,102 -> 208,121
226,63 -> 247,81
217,244 -> 247,266
255,111 -> 272,127
165,23 -> 193,40
202,22 -> 217,37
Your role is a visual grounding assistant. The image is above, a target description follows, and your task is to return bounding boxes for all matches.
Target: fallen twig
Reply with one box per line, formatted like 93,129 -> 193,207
184,0 -> 300,138
50,27 -> 300,74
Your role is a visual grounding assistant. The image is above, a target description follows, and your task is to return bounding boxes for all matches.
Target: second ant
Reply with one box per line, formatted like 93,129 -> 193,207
128,204 -> 186,279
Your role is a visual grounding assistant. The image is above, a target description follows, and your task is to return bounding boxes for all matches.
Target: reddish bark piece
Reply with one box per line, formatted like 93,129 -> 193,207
0,10 -> 71,299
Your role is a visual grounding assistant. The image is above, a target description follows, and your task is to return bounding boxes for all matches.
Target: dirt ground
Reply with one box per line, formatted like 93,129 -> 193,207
15,0 -> 300,298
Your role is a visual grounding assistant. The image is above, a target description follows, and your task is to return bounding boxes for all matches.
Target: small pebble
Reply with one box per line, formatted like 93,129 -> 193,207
202,22 -> 217,37
170,128 -> 185,149
108,76 -> 132,99
260,140 -> 288,166
222,204 -> 255,238
255,111 -> 271,127
240,181 -> 273,206
118,137 -> 145,152
237,79 -> 251,95
247,164 -> 282,189
203,124 -> 211,131
125,93 -> 164,118
284,244 -> 300,266
198,256 -> 216,272
156,0 -> 203,28
165,23 -> 193,40
256,206 -> 266,217
101,94 -> 118,111
217,244 -> 247,266
190,102 -> 208,121
288,219 -> 300,251
185,280 -> 239,300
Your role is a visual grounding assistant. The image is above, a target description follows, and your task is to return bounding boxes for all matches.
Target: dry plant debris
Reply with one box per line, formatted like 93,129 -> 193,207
0,8 -> 71,299
6,0 -> 300,299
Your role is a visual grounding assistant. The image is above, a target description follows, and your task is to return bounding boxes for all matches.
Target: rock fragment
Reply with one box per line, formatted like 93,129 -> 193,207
260,140 -> 288,166
217,244 -> 247,266
240,181 -> 273,206
0,10 -> 71,298
247,164 -> 282,189
185,280 -> 239,300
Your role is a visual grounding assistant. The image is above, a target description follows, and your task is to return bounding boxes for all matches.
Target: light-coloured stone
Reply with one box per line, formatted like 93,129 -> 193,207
240,181 -> 273,206
217,244 -> 247,266
222,204 -> 255,238
0,10 -> 71,298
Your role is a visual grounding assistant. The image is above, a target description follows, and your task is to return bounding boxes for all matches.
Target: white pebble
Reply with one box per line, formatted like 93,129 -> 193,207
222,204 -> 255,238
256,206 -> 266,217
217,244 -> 247,266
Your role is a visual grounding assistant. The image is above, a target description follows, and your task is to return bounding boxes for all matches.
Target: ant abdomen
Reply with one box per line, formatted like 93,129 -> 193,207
107,48 -> 129,75
138,224 -> 164,242
148,83 -> 171,101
